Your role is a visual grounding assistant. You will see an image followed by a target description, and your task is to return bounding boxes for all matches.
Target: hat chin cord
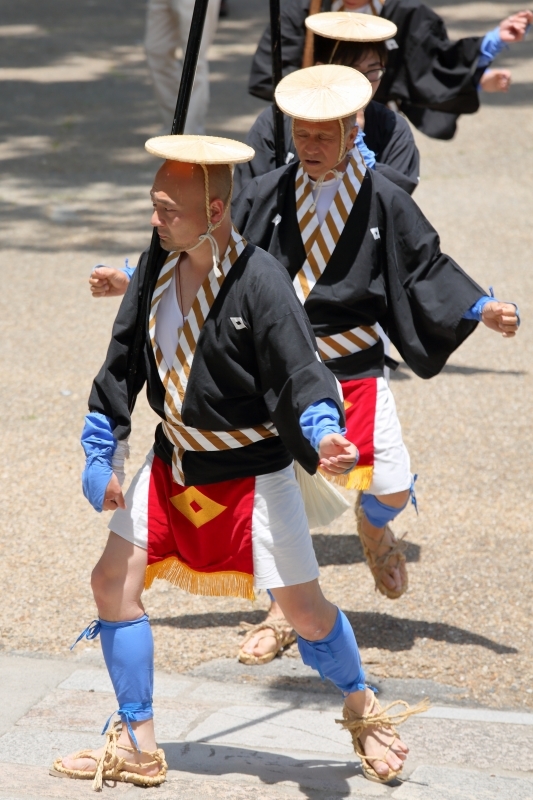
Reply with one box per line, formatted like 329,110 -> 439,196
293,118 -> 351,213
185,164 -> 233,278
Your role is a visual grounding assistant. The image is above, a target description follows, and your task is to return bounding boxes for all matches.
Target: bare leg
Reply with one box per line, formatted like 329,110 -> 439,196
62,533 -> 159,776
271,580 -> 408,777
359,489 -> 409,595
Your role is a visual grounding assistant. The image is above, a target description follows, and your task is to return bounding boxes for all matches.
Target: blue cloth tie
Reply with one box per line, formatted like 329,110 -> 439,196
356,129 -> 376,169
101,703 -> 152,752
122,258 -> 135,281
70,619 -> 101,650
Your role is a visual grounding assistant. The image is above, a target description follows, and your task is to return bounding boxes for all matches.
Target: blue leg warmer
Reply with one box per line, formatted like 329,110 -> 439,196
360,492 -> 408,528
72,615 -> 154,750
297,608 -> 366,695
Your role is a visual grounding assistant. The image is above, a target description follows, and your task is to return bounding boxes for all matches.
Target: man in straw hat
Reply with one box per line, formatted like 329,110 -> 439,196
51,133 -> 426,788
233,64 -> 520,661
235,12 -> 420,196
249,0 -> 532,140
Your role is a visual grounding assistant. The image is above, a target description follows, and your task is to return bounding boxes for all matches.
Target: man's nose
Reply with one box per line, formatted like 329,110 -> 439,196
151,208 -> 161,227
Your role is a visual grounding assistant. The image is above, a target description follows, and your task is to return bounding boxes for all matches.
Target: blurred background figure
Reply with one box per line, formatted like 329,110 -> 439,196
145,0 -> 221,133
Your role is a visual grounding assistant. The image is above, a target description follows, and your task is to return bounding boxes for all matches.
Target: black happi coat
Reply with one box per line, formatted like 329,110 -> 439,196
233,101 -> 420,196
89,243 -> 344,485
249,0 -> 484,140
233,164 -> 484,381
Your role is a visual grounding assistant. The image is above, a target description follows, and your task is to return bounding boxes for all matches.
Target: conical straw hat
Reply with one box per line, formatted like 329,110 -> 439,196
145,134 -> 254,164
305,11 -> 397,42
274,64 -> 372,121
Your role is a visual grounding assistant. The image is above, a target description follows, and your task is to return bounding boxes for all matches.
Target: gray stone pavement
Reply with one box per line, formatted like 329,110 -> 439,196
1,651 -> 532,799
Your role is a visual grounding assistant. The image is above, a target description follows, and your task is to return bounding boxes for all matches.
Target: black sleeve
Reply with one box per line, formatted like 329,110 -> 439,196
88,250 -> 149,440
248,0 -> 308,100
248,261 -> 345,473
375,175 -> 484,379
232,173 -> 281,252
375,113 -> 420,195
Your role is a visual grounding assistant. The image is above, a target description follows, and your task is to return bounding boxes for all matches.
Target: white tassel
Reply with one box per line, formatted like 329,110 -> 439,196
111,438 -> 130,487
294,461 -> 350,529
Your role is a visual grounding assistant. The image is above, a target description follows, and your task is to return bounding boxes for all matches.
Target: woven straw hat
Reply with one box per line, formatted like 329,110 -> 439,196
274,64 -> 372,121
145,134 -> 254,164
305,11 -> 397,42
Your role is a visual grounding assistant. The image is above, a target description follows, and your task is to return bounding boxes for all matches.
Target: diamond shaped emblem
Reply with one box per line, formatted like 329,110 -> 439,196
170,486 -> 227,528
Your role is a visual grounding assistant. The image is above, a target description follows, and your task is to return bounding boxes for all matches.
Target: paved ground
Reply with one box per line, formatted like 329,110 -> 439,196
1,650 -> 533,799
0,0 -> 533,796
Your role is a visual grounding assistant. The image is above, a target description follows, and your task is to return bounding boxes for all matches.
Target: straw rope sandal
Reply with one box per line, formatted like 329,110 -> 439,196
238,617 -> 296,665
50,721 -> 167,791
337,695 -> 430,784
355,493 -> 408,600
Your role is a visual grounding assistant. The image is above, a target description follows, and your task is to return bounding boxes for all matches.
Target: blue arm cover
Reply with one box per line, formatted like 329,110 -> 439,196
122,258 -> 135,281
81,412 -> 117,512
463,293 -> 520,324
300,399 -> 346,452
356,129 -> 376,170
478,27 -> 507,68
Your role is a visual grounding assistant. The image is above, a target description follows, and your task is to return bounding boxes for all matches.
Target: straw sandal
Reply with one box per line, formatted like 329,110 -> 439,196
337,695 -> 430,784
238,617 -> 296,665
50,720 -> 167,791
355,493 -> 408,599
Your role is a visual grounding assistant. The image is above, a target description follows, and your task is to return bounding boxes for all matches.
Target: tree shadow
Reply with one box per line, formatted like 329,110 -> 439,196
151,609 -> 516,655
311,533 -> 420,566
162,740 -> 364,798
390,362 -> 526,380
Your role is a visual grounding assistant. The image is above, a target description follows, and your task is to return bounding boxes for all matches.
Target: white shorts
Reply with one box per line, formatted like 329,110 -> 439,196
368,377 -> 411,496
110,454 -> 319,590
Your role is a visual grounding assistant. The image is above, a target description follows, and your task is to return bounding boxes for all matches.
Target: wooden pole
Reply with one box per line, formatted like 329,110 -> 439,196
302,0 -> 323,68
127,0 -> 210,410
269,0 -> 286,167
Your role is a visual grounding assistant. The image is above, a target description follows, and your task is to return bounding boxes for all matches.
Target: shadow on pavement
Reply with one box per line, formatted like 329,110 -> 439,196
163,740 -> 363,799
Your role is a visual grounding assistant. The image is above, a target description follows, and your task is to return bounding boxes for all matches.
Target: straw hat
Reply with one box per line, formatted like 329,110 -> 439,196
145,134 -> 254,164
274,64 -> 372,121
305,11 -> 397,42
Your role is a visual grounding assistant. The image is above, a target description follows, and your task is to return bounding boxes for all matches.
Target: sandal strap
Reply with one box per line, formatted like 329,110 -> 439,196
92,722 -> 120,791
240,618 -> 294,647
336,697 -> 430,740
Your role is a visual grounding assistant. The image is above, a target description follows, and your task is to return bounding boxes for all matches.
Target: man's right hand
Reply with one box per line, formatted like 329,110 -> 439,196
89,267 -> 130,298
102,473 -> 126,511
499,10 -> 533,42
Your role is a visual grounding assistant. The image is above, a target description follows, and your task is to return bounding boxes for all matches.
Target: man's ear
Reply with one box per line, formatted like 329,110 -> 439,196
348,124 -> 358,149
209,197 -> 226,225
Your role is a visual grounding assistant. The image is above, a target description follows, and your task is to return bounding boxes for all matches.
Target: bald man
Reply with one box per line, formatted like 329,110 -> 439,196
53,139 -> 425,788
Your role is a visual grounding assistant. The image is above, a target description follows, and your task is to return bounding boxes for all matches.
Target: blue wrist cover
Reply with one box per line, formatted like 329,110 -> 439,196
463,295 -> 495,321
356,129 -> 376,169
81,412 -> 117,512
122,258 -> 135,281
300,399 -> 346,452
479,27 -> 507,68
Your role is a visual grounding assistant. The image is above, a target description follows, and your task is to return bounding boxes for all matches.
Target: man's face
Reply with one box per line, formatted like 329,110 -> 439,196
352,50 -> 385,99
150,161 -> 206,252
292,119 -> 356,180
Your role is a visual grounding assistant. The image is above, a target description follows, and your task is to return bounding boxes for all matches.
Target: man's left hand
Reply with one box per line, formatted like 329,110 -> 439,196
499,10 -> 533,43
481,301 -> 519,337
318,433 -> 359,475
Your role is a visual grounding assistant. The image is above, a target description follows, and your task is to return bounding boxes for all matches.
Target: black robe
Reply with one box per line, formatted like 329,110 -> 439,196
233,164 -> 484,380
249,0 -> 484,140
233,101 -> 420,197
89,242 -> 344,485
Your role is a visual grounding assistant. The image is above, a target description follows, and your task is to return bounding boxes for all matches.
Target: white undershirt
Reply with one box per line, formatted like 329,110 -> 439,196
155,265 -> 185,370
309,176 -> 342,226
332,1 -> 373,14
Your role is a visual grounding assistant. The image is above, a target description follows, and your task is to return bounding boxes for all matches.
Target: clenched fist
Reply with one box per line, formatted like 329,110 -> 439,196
481,301 -> 520,337
318,433 -> 359,475
89,267 -> 130,298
